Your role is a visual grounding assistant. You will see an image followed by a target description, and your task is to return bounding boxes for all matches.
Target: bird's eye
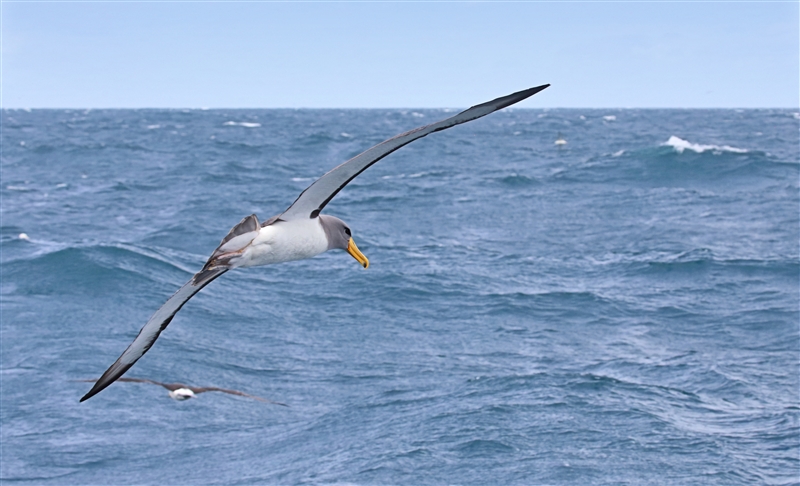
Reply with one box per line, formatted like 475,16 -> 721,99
345,227 -> 352,236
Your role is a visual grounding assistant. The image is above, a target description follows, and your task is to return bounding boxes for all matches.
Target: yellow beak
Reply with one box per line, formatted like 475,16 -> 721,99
346,238 -> 369,269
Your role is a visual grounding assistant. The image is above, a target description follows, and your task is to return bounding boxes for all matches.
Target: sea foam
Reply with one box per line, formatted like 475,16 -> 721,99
223,121 -> 261,128
663,135 -> 748,154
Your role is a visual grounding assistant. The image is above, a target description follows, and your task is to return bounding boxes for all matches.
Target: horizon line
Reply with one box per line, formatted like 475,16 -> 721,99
2,106 -> 797,111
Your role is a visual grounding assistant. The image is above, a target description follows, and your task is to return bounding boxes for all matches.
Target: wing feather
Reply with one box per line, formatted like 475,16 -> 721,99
279,84 -> 549,221
116,377 -> 169,388
80,268 -> 227,401
190,386 -> 289,406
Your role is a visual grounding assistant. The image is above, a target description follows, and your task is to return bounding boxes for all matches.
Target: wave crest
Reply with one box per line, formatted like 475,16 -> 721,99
223,121 -> 261,128
663,136 -> 748,154
3,244 -> 194,296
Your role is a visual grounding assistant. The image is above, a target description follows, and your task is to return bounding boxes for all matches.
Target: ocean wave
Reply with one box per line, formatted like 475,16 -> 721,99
569,137 -> 782,186
472,289 -> 617,319
455,439 -> 515,455
636,252 -> 798,279
211,139 -> 277,154
378,170 -> 447,181
494,173 -> 540,187
2,244 -> 195,296
4,184 -> 36,192
663,135 -> 748,154
297,131 -> 343,146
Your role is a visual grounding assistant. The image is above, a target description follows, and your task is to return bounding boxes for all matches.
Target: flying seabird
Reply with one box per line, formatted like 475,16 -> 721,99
81,84 -> 550,402
77,378 -> 287,404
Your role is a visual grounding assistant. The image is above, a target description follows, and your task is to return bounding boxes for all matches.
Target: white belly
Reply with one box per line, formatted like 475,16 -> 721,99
232,218 -> 329,268
169,388 -> 195,400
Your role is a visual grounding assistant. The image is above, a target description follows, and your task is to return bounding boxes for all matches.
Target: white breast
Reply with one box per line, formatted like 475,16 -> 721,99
233,218 -> 329,268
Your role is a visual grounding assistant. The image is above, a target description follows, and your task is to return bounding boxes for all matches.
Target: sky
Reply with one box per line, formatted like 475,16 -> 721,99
1,1 -> 798,109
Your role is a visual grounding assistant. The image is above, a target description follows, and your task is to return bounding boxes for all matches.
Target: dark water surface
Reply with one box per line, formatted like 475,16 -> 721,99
2,108 -> 798,485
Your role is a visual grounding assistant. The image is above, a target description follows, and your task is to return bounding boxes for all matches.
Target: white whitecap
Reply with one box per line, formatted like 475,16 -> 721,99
146,124 -> 160,130
612,150 -> 625,157
663,136 -> 748,154
603,115 -> 616,121
411,112 -> 425,118
224,121 -> 261,128
18,233 -> 30,241
291,177 -> 313,182
55,183 -> 68,189
340,132 -> 353,138
6,185 -> 33,191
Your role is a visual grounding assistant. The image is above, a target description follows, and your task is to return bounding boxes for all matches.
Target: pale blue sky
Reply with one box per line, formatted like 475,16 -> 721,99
2,1 -> 798,108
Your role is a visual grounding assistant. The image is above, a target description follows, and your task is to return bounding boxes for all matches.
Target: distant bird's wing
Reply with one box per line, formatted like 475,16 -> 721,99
75,377 -> 180,391
80,268 -> 228,402
115,377 -> 172,389
277,84 -> 549,222
189,386 -> 289,406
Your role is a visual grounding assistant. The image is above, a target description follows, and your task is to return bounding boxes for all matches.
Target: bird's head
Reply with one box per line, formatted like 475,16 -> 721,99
320,215 -> 369,269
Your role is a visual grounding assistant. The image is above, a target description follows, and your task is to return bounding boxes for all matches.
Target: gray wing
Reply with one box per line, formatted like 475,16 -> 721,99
188,386 -> 289,406
278,84 -> 549,221
116,377 -> 179,390
76,377 -> 170,388
80,268 -> 227,402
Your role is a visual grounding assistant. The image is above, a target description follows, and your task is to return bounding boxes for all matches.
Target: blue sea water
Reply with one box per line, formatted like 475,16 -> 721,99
1,107 -> 798,485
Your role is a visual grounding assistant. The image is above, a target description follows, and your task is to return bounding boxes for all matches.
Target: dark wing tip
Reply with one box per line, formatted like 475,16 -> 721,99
251,396 -> 290,407
80,385 -> 103,402
80,382 -> 102,402
80,380 -> 107,402
198,386 -> 290,406
477,83 -> 550,112
79,362 -> 135,402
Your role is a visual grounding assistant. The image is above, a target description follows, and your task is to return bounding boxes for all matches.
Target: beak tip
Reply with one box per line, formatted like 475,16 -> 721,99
347,238 -> 369,269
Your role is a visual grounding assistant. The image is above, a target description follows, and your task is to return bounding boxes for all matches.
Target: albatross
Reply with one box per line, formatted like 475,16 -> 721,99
81,84 -> 550,402
77,378 -> 287,405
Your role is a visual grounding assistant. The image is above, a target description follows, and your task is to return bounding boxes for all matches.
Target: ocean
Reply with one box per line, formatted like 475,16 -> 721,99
1,107 -> 798,485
